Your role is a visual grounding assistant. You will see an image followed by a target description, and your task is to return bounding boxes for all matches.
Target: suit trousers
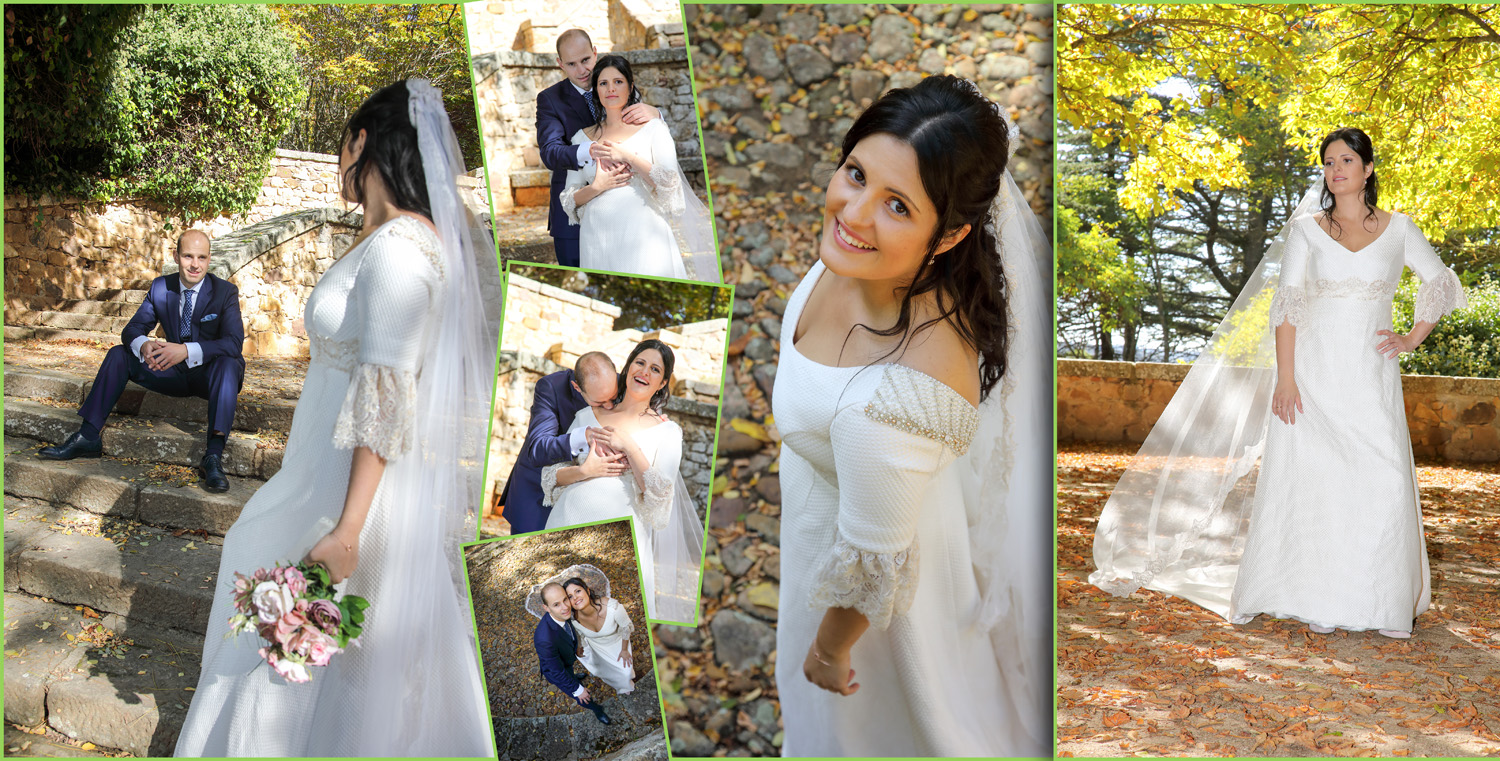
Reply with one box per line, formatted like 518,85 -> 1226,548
80,344 -> 245,438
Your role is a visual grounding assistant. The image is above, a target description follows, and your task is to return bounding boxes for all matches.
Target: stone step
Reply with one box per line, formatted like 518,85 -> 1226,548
3,326 -> 119,345
4,365 -> 296,435
9,294 -> 141,316
4,436 -> 257,536
16,311 -> 133,335
3,592 -> 201,757
4,500 -> 222,636
4,399 -> 284,480
492,667 -> 665,760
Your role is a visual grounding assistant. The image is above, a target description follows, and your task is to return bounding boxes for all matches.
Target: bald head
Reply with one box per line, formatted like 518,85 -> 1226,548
175,230 -> 212,287
573,351 -> 617,409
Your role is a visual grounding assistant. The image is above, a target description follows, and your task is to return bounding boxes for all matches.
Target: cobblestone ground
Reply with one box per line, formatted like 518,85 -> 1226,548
1058,443 -> 1500,757
652,5 -> 1054,756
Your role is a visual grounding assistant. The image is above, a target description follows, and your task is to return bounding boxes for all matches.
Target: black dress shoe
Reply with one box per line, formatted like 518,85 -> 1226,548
588,705 -> 611,725
39,432 -> 103,461
199,453 -> 230,493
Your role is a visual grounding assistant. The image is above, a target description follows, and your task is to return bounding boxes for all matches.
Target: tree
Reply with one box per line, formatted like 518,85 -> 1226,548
271,4 -> 481,169
513,265 -> 733,331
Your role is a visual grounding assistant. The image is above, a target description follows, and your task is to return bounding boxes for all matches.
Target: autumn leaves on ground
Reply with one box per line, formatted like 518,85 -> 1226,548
1058,443 -> 1500,758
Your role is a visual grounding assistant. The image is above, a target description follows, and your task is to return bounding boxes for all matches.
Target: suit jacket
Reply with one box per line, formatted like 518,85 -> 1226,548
122,273 -> 244,367
499,369 -> 590,534
536,78 -> 596,240
534,613 -> 582,697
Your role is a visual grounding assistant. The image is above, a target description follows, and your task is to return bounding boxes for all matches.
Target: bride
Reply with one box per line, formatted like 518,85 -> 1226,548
541,340 -> 704,624
1090,128 -> 1467,638
175,80 -> 497,756
559,54 -> 714,281
771,75 -> 1051,757
565,572 -> 636,693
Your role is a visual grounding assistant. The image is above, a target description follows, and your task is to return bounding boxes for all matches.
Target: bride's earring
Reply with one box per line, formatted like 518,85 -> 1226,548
928,253 -> 937,266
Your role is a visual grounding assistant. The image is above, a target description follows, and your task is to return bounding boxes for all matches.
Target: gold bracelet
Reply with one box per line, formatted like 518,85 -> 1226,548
810,640 -> 835,667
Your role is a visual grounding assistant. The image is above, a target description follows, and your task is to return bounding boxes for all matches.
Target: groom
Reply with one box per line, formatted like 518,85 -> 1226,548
39,230 -> 245,493
536,28 -> 660,267
498,351 -> 619,534
534,582 -> 611,724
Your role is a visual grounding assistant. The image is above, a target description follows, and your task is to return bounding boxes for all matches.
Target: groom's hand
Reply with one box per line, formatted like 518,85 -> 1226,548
576,687 -> 592,705
584,426 -> 619,455
144,341 -> 188,371
580,442 -> 628,479
621,102 -> 660,125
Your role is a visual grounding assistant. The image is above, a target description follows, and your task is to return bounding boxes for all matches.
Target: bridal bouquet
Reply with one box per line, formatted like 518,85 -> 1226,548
226,562 -> 369,683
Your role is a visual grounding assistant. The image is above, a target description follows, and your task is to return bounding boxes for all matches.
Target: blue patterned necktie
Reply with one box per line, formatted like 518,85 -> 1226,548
584,89 -> 598,121
180,288 -> 194,341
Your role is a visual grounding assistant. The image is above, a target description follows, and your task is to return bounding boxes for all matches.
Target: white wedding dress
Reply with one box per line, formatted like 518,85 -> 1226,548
771,260 -> 1026,757
175,217 -> 491,756
573,597 -> 635,694
559,119 -> 690,279
1228,212 -> 1464,631
541,408 -> 682,621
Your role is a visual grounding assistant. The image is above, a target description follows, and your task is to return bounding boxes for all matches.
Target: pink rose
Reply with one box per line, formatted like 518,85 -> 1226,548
267,650 -> 310,683
251,581 -> 294,624
274,609 -> 308,646
307,599 -> 342,636
303,628 -> 342,667
282,566 -> 308,596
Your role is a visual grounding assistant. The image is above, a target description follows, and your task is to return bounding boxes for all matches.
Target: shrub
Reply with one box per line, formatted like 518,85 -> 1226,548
5,5 -> 304,217
1393,273 -> 1500,379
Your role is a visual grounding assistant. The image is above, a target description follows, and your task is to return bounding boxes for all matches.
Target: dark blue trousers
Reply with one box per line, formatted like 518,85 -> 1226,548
553,235 -> 580,268
80,345 -> 244,437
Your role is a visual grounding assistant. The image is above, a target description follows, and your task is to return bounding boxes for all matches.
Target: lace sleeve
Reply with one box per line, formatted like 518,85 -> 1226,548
560,170 -> 585,226
1269,286 -> 1307,329
332,218 -> 441,460
332,364 -> 417,460
644,120 -> 686,218
633,423 -> 681,532
540,461 -> 566,507
1402,216 -> 1468,323
808,365 -> 977,629
1270,220 -> 1310,328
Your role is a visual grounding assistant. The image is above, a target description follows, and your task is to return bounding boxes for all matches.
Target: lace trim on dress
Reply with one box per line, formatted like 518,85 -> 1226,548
1312,277 -> 1394,301
332,363 -> 418,461
646,163 -> 686,219
384,216 -> 447,283
1269,285 -> 1307,328
807,532 -> 919,630
314,337 -> 358,373
560,185 -> 582,226
864,364 -> 979,455
637,467 -> 674,531
1414,267 -> 1466,324
540,462 -> 564,507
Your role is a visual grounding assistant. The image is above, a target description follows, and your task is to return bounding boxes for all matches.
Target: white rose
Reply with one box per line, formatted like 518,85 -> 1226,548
251,581 -> 295,624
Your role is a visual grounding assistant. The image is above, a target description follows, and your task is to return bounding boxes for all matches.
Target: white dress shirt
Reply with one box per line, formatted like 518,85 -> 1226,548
131,278 -> 205,369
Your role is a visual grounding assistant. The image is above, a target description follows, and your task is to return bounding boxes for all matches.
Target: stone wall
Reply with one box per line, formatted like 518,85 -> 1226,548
465,0 -> 616,57
1059,359 -> 1500,463
471,48 -> 702,213
608,0 -> 686,50
485,351 -> 721,521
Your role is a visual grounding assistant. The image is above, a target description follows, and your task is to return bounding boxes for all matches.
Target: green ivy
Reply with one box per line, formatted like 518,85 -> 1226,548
1394,274 -> 1500,379
5,5 -> 304,218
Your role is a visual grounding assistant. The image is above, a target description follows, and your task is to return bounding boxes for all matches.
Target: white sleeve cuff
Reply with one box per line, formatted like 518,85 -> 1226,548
575,141 -> 593,167
185,342 -> 203,368
130,335 -> 150,361
570,426 -> 588,457
572,684 -> 585,699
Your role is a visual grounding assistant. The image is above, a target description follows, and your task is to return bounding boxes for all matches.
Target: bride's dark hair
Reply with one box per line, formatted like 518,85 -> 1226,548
562,577 -> 600,656
838,74 -> 1010,400
587,54 -> 642,129
341,80 -> 432,221
614,338 -> 675,415
1318,127 -> 1380,239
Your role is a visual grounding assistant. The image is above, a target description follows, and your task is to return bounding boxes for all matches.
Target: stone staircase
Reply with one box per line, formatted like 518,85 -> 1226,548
3,362 -> 292,756
4,282 -> 151,345
493,669 -> 667,760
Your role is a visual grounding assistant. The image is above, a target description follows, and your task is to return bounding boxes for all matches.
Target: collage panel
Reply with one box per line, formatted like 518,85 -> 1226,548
463,519 -> 666,759
483,263 -> 729,628
465,0 -> 720,281
3,4 -> 500,758
657,4 -> 1055,758
1056,3 -> 1500,758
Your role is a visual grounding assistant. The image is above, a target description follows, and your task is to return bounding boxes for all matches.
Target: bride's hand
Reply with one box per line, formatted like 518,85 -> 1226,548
1375,329 -> 1419,359
600,425 -> 636,456
303,530 -> 359,583
1271,379 -> 1303,425
590,161 -> 631,192
579,441 -> 628,479
618,641 -> 632,669
803,639 -> 859,696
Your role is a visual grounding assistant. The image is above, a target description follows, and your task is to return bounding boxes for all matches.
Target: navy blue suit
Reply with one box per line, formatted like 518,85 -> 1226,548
536,78 -> 596,268
498,369 -> 589,534
534,612 -> 608,719
79,273 -> 245,438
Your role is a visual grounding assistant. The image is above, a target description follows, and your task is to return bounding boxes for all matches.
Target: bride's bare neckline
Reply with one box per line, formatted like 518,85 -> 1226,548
594,404 -> 667,431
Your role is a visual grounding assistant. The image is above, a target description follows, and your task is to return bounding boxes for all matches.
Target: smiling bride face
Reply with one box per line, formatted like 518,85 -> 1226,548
615,339 -> 676,414
564,580 -> 593,611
